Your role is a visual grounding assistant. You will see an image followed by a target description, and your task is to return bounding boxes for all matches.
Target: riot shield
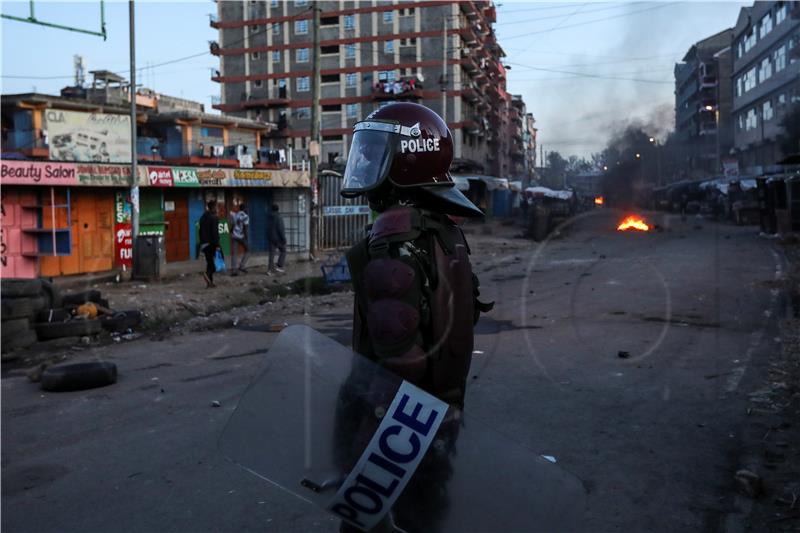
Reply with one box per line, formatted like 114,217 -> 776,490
219,325 -> 585,532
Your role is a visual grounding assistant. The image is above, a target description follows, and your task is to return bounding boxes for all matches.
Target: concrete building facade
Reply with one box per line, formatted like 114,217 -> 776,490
210,0 -> 526,178
731,1 -> 800,173
674,28 -> 734,177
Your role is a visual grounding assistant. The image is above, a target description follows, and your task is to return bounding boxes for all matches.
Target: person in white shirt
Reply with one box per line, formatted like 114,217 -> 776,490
230,203 -> 250,275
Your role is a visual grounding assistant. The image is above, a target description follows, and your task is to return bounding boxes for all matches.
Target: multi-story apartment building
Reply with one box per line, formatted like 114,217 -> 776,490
210,0 -> 525,178
674,28 -> 733,177
731,1 -> 800,173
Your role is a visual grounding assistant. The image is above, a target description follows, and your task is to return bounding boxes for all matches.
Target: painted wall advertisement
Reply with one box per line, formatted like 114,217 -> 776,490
137,166 -> 310,188
114,191 -> 133,269
46,109 -> 132,163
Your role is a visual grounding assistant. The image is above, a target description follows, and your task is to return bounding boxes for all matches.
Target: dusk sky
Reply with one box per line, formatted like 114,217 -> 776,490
2,1 -> 748,159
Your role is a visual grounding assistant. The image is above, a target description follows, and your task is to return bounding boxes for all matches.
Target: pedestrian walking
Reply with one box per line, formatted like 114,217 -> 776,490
267,204 -> 287,275
198,200 -> 220,288
229,203 -> 250,275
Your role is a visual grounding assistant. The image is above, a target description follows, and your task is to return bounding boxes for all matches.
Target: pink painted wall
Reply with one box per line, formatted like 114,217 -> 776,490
1,189 -> 39,279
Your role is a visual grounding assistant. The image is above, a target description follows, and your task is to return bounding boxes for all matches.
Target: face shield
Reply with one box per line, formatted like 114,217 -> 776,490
341,121 -> 421,198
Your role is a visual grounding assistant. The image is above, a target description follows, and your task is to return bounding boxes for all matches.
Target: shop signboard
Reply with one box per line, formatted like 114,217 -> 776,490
148,167 -> 174,187
114,191 -> 133,269
173,167 -> 200,187
0,160 -> 78,186
46,109 -> 131,163
76,163 -> 131,186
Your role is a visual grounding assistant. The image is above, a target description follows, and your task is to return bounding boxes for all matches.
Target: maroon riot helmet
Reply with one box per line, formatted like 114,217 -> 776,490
341,102 -> 482,217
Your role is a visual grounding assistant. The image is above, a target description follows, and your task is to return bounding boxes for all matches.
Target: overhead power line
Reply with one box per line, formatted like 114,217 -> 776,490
500,2 -> 680,41
505,60 -> 673,84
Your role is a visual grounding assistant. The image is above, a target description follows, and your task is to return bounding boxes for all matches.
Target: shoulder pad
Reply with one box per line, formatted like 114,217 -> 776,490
369,207 -> 422,243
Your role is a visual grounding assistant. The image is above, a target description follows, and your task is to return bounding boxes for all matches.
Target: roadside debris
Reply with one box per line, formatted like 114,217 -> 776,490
541,455 -> 557,463
211,400 -> 221,408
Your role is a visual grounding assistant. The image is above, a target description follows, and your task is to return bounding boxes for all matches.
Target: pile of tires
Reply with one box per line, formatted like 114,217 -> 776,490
2,280 -> 143,361
1,279 -> 57,360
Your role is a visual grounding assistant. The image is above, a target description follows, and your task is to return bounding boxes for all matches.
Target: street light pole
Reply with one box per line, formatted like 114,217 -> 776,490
129,0 -> 138,242
309,4 -> 321,260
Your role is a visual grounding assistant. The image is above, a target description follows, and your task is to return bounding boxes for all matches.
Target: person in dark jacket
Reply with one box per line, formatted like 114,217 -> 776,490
267,203 -> 287,274
198,200 -> 220,288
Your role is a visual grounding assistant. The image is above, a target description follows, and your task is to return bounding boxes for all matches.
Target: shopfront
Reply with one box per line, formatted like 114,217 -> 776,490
1,160 -> 310,279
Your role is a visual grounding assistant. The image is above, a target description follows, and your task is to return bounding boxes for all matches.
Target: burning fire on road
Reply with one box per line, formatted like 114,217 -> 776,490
617,215 -> 650,232
594,196 -> 604,206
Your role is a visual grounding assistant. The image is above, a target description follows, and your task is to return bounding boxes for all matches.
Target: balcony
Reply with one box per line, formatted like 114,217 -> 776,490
700,75 -> 717,89
372,79 -> 423,101
209,13 -> 219,28
460,55 -> 480,74
209,41 -> 220,56
162,141 -> 241,167
461,85 -> 479,103
463,117 -> 481,135
1,128 -> 49,158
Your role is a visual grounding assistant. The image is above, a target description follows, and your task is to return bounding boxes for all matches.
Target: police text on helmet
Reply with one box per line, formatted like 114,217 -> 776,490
400,137 -> 440,154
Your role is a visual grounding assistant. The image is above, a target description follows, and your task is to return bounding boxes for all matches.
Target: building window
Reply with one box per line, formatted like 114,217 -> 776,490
272,50 -> 281,62
737,40 -> 744,58
744,67 -> 756,92
738,113 -> 744,131
745,108 -> 758,130
344,14 -> 355,30
736,77 -> 743,97
297,76 -> 310,92
383,11 -> 393,24
321,45 -> 339,55
778,93 -> 787,106
202,127 -> 224,138
296,107 -> 311,119
271,22 -> 281,34
744,30 -> 756,53
250,24 -> 259,32
295,0 -> 309,6
295,20 -> 308,34
759,13 -> 773,39
345,72 -> 357,87
347,103 -> 360,118
400,7 -> 415,16
321,74 -> 339,84
776,2 -> 788,24
774,44 -> 787,71
296,48 -> 309,63
254,79 -> 263,88
378,70 -> 396,82
271,0 -> 278,7
384,40 -> 394,53
763,100 -> 774,121
320,16 -> 338,26
759,56 -> 772,81
251,52 -> 260,60
345,43 -> 356,59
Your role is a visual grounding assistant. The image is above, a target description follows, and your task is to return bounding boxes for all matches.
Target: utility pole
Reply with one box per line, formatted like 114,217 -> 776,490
129,0 -> 139,243
309,3 -> 321,259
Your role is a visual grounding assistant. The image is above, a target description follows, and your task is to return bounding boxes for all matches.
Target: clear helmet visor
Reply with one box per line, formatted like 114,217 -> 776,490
341,129 -> 395,196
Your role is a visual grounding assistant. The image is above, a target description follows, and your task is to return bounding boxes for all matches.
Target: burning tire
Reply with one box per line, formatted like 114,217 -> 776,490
40,361 -> 117,392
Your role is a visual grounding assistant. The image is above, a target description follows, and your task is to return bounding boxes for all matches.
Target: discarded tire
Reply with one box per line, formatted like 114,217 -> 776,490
100,310 -> 143,333
1,295 -> 47,320
1,329 -> 37,354
0,279 -> 42,298
62,290 -> 103,306
37,308 -> 72,323
40,280 -> 62,309
1,318 -> 30,341
34,319 -> 102,341
40,361 -> 117,392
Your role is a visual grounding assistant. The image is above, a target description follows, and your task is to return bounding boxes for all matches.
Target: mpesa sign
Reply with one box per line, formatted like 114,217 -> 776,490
327,381 -> 448,530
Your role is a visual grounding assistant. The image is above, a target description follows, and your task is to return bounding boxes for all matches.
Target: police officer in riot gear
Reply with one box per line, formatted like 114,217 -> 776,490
337,102 -> 492,532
